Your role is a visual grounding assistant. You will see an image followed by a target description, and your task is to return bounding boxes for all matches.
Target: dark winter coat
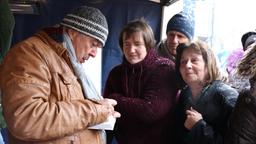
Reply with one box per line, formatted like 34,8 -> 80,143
104,49 -> 178,144
225,91 -> 256,144
156,39 -> 175,62
174,80 -> 238,144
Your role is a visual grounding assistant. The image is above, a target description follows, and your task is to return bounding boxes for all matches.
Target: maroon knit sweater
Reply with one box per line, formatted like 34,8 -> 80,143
104,49 -> 178,144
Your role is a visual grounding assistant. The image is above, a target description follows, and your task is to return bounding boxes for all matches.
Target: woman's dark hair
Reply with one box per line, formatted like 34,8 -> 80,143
119,18 -> 156,51
175,40 -> 226,88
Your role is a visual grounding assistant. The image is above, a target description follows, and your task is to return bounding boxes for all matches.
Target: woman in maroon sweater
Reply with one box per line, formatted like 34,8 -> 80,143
104,19 -> 178,144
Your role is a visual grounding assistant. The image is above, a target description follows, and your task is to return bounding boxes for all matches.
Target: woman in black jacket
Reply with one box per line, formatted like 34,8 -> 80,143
174,40 -> 238,144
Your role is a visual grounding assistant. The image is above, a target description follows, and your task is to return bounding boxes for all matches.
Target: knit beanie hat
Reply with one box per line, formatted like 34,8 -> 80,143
166,12 -> 194,40
60,6 -> 108,46
241,31 -> 256,51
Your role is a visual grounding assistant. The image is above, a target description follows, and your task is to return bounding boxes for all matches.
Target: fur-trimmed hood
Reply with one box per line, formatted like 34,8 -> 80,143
236,43 -> 256,78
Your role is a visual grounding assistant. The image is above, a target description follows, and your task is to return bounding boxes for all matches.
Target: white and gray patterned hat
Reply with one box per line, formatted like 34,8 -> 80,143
60,6 -> 108,46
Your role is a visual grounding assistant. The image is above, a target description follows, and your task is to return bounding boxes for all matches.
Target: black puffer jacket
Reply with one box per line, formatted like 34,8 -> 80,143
174,80 -> 238,144
225,91 -> 256,144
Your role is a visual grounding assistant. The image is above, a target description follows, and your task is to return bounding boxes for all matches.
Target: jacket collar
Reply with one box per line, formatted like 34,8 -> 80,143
34,25 -> 67,57
122,48 -> 159,69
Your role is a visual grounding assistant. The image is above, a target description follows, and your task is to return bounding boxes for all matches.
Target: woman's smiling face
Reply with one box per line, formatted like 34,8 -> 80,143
122,31 -> 147,64
179,48 -> 208,86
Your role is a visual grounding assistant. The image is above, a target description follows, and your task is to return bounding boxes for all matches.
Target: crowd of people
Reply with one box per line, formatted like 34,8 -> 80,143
0,4 -> 256,144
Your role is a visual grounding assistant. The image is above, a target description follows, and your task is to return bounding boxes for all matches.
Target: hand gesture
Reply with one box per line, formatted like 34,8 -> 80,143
184,107 -> 202,130
97,98 -> 121,118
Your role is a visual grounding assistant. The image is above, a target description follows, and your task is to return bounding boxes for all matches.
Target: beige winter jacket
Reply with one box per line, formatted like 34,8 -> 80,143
0,28 -> 108,144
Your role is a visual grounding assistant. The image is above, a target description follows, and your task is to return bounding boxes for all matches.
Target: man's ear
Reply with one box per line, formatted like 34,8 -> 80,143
66,28 -> 78,40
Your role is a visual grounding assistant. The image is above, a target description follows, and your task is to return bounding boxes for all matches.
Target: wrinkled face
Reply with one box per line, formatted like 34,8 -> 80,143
68,29 -> 102,63
179,48 -> 208,86
249,76 -> 256,96
122,31 -> 147,64
166,30 -> 190,56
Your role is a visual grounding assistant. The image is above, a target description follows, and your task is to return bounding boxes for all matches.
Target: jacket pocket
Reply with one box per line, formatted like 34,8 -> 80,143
58,73 -> 72,100
51,72 -> 83,101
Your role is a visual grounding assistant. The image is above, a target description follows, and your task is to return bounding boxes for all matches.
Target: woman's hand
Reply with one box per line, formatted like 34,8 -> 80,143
184,107 -> 202,130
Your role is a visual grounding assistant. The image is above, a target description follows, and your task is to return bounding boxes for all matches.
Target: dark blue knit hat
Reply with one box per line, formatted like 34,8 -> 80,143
166,12 -> 194,40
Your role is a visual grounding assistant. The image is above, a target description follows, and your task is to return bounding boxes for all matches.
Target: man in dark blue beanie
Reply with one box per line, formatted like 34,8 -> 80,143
157,12 -> 194,61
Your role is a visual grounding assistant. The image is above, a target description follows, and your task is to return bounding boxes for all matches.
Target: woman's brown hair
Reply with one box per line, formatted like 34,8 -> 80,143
175,40 -> 226,88
119,18 -> 156,51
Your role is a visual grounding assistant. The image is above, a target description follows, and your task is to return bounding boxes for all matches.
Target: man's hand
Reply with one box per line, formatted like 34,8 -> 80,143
97,98 -> 121,118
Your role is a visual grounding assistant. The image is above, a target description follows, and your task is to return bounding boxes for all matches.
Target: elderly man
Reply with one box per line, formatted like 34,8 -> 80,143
0,6 -> 120,144
157,12 -> 194,62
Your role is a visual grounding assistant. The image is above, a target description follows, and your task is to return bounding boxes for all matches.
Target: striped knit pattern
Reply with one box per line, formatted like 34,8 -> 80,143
60,6 -> 108,46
